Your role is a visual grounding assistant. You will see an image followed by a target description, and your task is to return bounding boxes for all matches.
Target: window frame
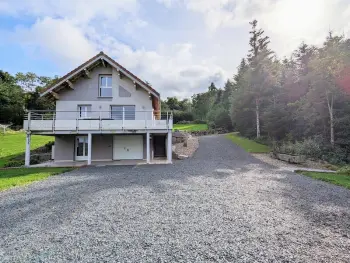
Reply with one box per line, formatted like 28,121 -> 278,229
99,75 -> 112,97
78,105 -> 91,119
110,105 -> 136,120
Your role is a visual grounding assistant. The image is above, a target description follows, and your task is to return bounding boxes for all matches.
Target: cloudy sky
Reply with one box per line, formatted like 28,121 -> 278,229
0,0 -> 350,98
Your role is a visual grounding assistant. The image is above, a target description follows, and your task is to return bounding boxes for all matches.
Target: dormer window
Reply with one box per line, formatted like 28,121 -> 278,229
99,75 -> 112,97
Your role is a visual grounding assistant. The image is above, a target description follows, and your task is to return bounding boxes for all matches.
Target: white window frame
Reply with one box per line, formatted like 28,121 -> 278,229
99,75 -> 112,97
78,105 -> 91,119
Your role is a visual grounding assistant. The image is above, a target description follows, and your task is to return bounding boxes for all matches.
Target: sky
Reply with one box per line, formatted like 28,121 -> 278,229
0,0 -> 350,98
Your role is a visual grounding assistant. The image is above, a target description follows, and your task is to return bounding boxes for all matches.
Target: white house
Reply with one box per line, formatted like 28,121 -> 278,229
23,52 -> 173,166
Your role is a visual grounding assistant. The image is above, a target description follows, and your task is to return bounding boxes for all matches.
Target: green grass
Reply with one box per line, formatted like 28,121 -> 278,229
225,132 -> 270,153
297,171 -> 350,190
0,167 -> 73,191
0,133 -> 54,168
173,124 -> 208,131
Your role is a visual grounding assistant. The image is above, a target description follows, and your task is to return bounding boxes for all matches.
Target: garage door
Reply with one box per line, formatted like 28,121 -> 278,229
113,135 -> 143,160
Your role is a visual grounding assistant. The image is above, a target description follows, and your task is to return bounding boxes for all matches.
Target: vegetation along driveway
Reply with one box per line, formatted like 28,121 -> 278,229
1,135 -> 349,262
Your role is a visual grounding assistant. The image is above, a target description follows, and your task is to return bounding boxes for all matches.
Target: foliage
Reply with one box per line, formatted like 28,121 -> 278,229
297,171 -> 350,190
337,165 -> 350,175
0,71 -> 56,126
173,124 -> 208,132
172,111 -> 194,124
4,160 -> 25,168
225,133 -> 270,153
0,167 -> 73,191
0,133 -> 54,167
272,137 -> 323,159
229,20 -> 350,163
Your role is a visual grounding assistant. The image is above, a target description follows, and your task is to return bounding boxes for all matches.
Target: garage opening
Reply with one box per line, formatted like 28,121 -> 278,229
113,135 -> 143,160
153,135 -> 166,157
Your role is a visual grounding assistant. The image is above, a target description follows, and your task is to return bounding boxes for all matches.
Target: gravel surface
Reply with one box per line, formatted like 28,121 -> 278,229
1,135 -> 350,262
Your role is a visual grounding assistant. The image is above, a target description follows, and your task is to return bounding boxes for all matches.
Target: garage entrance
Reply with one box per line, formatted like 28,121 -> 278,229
113,135 -> 143,160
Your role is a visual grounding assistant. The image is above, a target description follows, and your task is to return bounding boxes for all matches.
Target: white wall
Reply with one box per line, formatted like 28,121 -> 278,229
55,66 -> 153,120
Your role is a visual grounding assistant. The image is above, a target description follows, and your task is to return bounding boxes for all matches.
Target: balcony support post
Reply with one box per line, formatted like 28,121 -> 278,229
87,133 -> 92,165
146,132 -> 151,164
167,130 -> 172,164
27,111 -> 31,131
25,132 -> 31,167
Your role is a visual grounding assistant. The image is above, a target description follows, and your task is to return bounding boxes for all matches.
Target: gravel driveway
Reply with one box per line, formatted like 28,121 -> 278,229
1,135 -> 350,262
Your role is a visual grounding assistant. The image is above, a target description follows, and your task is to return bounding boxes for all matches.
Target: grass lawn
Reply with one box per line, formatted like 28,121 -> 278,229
297,171 -> 350,190
173,124 -> 208,131
225,132 -> 270,153
0,167 -> 73,191
0,133 -> 54,168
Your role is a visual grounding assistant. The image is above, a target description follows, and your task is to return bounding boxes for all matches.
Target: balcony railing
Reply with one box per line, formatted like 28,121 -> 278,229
24,110 -> 173,132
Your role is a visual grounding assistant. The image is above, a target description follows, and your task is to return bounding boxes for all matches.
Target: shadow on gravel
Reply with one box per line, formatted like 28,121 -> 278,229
272,171 -> 350,234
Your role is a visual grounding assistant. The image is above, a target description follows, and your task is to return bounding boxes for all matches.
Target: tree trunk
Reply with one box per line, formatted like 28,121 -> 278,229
256,98 -> 260,138
326,93 -> 335,147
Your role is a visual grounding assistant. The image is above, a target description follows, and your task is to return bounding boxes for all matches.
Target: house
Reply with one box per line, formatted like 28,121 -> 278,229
23,52 -> 173,166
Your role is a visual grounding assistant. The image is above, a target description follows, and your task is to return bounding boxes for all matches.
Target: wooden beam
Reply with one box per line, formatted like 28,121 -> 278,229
84,68 -> 91,78
101,59 -> 106,67
134,81 -> 137,89
51,91 -> 60,100
66,80 -> 74,89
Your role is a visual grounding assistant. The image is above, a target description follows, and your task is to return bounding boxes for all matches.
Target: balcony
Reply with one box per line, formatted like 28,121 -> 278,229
24,110 -> 173,133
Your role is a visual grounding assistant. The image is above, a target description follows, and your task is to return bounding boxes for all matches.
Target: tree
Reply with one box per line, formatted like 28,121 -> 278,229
247,20 -> 274,138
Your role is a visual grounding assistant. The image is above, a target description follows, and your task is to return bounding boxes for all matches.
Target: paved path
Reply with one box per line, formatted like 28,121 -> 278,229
1,135 -> 349,262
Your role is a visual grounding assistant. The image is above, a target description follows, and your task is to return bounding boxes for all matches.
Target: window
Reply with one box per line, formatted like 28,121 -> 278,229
111,105 -> 135,120
119,86 -> 131,97
78,105 -> 91,119
99,75 -> 112,97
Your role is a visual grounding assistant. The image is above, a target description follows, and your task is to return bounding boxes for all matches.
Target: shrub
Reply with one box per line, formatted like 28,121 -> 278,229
273,137 -> 323,159
44,141 -> 54,151
337,165 -> 350,175
173,111 -> 194,124
206,106 -> 232,131
322,147 -> 348,165
193,120 -> 207,124
4,160 -> 24,168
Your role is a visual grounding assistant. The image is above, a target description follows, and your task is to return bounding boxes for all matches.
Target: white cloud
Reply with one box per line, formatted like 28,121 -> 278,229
13,17 -> 96,67
2,0 -> 350,99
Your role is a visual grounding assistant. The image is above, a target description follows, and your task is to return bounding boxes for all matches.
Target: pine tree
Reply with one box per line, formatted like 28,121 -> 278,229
247,20 -> 274,138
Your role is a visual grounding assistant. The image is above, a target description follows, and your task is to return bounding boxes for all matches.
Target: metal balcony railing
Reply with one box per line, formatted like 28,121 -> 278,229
24,110 -> 173,132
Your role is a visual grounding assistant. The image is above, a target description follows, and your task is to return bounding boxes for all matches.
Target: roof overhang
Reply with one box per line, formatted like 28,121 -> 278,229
40,52 -> 160,99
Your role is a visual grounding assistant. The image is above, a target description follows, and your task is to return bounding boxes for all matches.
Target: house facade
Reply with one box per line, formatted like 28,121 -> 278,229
23,52 -> 173,166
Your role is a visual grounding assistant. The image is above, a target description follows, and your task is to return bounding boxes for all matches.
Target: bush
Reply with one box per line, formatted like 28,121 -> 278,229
173,111 -> 194,124
44,141 -> 54,151
206,105 -> 232,131
273,137 -> 323,159
322,147 -> 348,165
337,165 -> 350,175
193,120 -> 207,124
4,160 -> 24,168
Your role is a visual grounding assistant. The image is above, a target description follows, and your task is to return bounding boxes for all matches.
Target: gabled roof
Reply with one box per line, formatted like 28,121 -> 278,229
41,51 -> 160,98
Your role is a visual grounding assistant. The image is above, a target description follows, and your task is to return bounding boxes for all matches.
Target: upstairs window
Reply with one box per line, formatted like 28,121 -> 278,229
99,75 -> 112,97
